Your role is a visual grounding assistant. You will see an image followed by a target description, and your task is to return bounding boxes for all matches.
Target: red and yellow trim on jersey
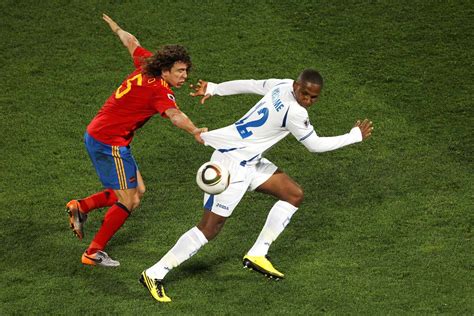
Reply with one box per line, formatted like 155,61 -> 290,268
160,79 -> 170,89
112,146 -> 128,190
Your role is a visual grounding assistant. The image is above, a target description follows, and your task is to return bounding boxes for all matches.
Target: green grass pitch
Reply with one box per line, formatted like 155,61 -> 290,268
0,1 -> 472,314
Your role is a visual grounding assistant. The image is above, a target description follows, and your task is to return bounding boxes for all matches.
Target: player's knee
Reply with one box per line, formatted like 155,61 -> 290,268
137,186 -> 146,199
130,195 -> 141,211
120,195 -> 141,212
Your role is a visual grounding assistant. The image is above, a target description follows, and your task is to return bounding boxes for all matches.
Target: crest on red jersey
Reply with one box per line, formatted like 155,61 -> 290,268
167,93 -> 176,102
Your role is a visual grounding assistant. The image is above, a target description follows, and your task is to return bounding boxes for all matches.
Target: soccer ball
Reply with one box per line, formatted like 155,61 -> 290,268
196,161 -> 230,195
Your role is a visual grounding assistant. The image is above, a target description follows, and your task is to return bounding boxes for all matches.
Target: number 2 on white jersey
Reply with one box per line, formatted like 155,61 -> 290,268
235,106 -> 269,139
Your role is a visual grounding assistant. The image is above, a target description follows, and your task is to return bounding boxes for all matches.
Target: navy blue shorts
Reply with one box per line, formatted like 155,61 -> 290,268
84,132 -> 138,190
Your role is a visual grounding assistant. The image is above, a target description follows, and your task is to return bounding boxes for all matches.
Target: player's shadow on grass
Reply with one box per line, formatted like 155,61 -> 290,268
170,258 -> 220,281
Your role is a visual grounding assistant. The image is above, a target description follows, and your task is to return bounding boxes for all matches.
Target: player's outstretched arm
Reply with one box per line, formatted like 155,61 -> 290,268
299,119 -> 374,153
165,108 -> 208,144
102,13 -> 140,56
354,119 -> 374,140
190,79 -> 286,104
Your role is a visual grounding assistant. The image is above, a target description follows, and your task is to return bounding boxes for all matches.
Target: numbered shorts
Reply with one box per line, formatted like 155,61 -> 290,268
84,132 -> 138,190
203,150 -> 278,217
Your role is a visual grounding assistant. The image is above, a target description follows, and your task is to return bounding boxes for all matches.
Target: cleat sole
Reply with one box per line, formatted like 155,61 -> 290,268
65,202 -> 85,240
242,258 -> 283,280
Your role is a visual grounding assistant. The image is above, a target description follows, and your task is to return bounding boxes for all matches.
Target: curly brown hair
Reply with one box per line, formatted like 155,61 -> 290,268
142,45 -> 192,77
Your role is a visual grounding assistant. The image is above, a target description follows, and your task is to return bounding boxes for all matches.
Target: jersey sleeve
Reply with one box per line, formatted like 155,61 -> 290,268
286,106 -> 363,153
152,88 -> 178,117
132,46 -> 153,68
206,79 -> 293,96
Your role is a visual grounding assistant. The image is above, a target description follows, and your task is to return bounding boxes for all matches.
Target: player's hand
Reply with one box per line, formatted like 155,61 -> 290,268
189,80 -> 211,104
193,127 -> 208,144
102,13 -> 121,33
354,119 -> 374,140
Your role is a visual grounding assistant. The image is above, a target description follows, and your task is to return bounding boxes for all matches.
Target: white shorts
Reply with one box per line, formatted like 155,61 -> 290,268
203,150 -> 278,217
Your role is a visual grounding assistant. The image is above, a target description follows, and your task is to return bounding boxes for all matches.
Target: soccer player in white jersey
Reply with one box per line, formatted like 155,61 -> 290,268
139,69 -> 374,302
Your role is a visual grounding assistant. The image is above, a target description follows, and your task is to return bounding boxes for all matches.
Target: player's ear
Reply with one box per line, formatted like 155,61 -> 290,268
293,81 -> 301,93
161,68 -> 171,81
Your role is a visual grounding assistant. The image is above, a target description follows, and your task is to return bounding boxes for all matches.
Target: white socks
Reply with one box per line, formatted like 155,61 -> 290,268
146,201 -> 298,280
247,200 -> 298,257
146,226 -> 208,280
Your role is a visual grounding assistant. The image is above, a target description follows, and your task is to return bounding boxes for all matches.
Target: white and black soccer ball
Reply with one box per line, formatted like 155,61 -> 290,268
196,161 -> 230,195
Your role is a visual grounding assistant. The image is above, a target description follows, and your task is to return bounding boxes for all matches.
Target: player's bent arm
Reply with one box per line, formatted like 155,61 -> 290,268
165,108 -> 205,142
206,79 -> 290,97
300,127 -> 363,153
116,30 -> 140,56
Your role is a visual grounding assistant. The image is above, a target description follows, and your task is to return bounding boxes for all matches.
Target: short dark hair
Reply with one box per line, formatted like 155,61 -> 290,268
297,69 -> 323,87
142,45 -> 192,77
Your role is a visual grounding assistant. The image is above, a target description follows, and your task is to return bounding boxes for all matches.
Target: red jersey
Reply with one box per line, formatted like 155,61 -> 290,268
87,47 -> 178,146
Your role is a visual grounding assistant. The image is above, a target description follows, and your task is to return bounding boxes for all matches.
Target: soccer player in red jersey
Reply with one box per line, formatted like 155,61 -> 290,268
65,14 -> 207,267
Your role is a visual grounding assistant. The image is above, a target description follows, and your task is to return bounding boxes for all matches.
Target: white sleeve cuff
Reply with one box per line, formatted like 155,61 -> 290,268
205,82 -> 217,96
350,126 -> 363,142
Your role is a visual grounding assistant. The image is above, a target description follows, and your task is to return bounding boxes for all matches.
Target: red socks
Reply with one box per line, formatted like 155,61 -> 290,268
86,203 -> 130,255
79,189 -> 118,214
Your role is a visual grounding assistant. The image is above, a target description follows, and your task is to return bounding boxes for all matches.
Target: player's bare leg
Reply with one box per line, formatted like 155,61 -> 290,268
254,170 -> 304,207
136,170 -> 146,200
244,170 -> 303,279
197,210 -> 227,240
113,187 -> 141,212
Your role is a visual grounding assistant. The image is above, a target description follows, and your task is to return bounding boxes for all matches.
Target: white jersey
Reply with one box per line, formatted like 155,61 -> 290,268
201,79 -> 362,166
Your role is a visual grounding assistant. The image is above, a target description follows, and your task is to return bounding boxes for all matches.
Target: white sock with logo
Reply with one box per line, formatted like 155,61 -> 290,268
246,200 -> 298,257
146,226 -> 208,280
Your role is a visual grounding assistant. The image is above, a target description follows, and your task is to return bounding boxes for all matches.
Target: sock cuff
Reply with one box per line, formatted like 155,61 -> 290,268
114,202 -> 131,215
275,200 -> 298,216
191,226 -> 208,245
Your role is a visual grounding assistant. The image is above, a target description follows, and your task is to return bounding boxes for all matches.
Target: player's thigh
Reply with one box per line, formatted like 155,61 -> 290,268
84,133 -> 139,191
255,169 -> 303,206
